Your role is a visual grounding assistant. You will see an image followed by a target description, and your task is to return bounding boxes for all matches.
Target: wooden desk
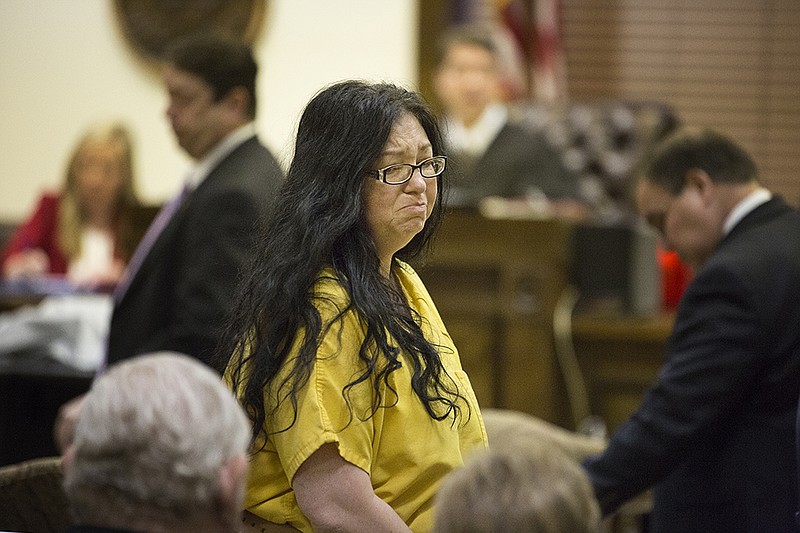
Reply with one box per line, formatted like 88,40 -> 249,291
0,294 -> 45,313
572,312 -> 673,432
416,210 -> 574,427
0,353 -> 93,466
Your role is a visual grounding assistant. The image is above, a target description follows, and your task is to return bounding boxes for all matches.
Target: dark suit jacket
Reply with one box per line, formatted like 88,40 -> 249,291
107,136 -> 283,367
583,197 -> 800,532
446,121 -> 579,208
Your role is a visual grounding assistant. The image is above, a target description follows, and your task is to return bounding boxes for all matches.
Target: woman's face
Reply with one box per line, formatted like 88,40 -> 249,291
75,139 -> 127,218
361,112 -> 438,274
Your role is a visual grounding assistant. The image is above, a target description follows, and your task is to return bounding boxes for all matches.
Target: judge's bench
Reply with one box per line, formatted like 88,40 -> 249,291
414,208 -> 673,434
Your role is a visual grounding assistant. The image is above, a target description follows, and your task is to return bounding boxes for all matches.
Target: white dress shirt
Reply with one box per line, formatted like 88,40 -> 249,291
723,187 -> 772,236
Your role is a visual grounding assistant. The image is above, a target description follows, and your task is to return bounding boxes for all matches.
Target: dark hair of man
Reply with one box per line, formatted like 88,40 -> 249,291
434,23 -> 498,67
220,80 -> 465,446
163,35 -> 258,119
643,128 -> 758,195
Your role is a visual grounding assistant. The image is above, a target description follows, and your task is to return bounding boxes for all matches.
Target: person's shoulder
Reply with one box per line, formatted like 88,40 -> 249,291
480,120 -> 545,162
394,260 -> 433,301
497,117 -> 551,146
234,135 -> 283,169
312,266 -> 350,304
724,197 -> 800,249
195,142 -> 281,200
697,200 -> 800,289
40,191 -> 61,201
38,191 -> 62,208
26,191 -> 62,220
213,139 -> 284,192
309,268 -> 357,326
394,259 -> 419,280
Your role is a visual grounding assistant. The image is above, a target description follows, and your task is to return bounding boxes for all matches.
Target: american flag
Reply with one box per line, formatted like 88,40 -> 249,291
531,0 -> 567,103
448,0 -> 568,103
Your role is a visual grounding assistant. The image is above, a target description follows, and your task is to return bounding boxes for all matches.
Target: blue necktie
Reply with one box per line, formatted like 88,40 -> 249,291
112,183 -> 192,302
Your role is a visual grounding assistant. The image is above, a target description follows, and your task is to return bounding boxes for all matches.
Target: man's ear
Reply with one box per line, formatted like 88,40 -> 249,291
223,86 -> 250,116
217,453 -> 249,508
62,445 -> 76,477
685,168 -> 714,204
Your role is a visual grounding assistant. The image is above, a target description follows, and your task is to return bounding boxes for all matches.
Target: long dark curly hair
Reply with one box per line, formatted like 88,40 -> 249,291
219,80 -> 466,446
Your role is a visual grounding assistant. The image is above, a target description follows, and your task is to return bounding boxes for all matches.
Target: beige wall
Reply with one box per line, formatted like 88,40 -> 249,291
0,0 -> 419,220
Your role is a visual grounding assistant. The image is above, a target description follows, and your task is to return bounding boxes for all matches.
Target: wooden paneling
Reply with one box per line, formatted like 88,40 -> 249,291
572,312 -> 673,432
416,210 -> 672,432
416,210 -> 574,426
562,0 -> 800,204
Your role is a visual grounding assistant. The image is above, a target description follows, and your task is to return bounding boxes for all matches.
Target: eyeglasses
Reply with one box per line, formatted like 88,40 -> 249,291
370,156 -> 447,185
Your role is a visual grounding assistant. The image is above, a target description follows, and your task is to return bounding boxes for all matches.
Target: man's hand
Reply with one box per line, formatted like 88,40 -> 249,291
3,249 -> 50,279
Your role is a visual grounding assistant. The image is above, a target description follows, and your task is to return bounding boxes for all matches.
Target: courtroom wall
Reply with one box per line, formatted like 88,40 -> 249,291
0,0 -> 418,220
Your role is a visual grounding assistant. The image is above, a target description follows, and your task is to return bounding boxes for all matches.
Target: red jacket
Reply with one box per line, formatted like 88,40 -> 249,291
1,193 -> 69,274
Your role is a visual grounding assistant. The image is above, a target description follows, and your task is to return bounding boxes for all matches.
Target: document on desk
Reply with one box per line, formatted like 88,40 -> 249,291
0,294 -> 112,372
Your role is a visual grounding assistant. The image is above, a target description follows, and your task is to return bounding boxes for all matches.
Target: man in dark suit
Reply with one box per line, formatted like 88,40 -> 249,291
432,24 -> 580,209
106,36 -> 283,367
582,128 -> 800,532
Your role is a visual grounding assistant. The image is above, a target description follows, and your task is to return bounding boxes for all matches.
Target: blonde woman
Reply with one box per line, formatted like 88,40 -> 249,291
2,122 -> 140,287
